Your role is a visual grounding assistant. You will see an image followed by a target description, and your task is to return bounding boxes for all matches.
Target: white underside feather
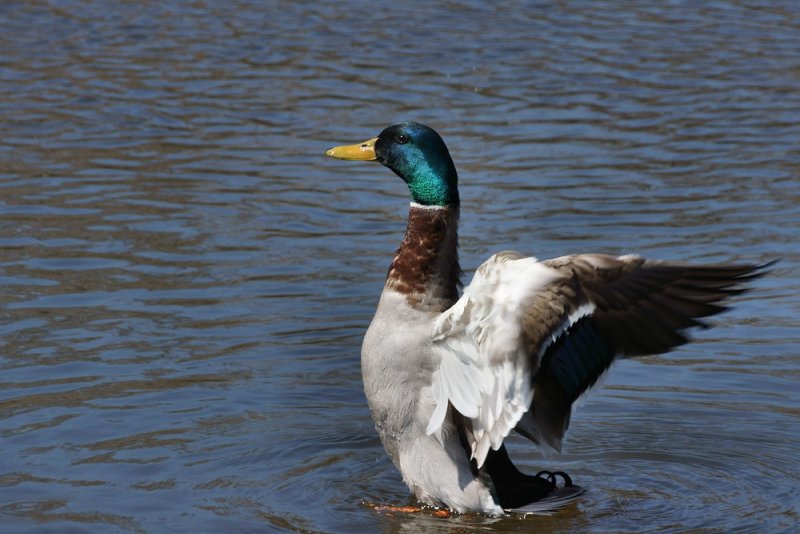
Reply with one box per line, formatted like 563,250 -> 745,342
427,252 -> 565,467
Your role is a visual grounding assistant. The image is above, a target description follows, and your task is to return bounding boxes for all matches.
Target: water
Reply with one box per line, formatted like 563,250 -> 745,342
1,0 -> 798,532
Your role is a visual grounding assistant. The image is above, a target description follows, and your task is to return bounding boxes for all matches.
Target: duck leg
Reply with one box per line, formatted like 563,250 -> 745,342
483,445 -> 574,510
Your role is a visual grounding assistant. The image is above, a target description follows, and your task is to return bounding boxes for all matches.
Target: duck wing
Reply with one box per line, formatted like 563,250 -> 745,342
427,251 -> 769,467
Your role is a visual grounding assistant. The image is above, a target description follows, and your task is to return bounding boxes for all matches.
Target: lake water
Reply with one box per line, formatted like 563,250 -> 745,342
1,1 -> 799,532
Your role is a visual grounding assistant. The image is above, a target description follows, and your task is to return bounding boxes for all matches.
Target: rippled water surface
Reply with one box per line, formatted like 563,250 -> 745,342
2,1 -> 799,532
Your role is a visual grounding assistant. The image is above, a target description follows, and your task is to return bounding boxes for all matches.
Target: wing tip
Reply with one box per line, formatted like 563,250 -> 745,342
425,399 -> 448,436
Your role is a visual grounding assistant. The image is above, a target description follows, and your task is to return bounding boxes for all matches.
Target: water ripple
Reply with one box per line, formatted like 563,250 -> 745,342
1,0 -> 798,532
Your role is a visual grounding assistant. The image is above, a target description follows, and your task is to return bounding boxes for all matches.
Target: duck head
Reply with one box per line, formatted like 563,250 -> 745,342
326,122 -> 459,207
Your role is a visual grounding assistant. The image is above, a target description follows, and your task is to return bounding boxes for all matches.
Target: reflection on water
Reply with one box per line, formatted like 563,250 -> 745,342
1,0 -> 799,531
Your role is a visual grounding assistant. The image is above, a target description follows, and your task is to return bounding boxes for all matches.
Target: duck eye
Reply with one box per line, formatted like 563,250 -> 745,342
396,134 -> 408,144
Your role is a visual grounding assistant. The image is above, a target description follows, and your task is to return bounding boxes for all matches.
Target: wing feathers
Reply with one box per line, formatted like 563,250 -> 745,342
428,252 -> 563,467
527,256 -> 771,450
428,251 -> 770,464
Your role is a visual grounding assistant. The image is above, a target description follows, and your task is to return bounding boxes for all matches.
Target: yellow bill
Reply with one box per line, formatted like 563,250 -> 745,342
325,137 -> 378,161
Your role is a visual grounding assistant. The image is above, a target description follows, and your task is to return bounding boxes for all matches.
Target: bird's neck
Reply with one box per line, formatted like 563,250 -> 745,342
386,202 -> 462,311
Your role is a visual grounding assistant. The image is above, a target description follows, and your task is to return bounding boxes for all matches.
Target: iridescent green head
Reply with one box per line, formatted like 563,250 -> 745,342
326,122 -> 460,207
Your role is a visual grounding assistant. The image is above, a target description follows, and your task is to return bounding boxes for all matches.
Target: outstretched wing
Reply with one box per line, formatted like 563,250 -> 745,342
427,251 -> 768,467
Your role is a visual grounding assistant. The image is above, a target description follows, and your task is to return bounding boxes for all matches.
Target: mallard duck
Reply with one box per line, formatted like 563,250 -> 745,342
325,122 -> 768,515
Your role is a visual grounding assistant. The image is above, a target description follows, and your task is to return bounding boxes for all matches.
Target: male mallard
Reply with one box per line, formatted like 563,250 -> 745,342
325,122 -> 767,515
